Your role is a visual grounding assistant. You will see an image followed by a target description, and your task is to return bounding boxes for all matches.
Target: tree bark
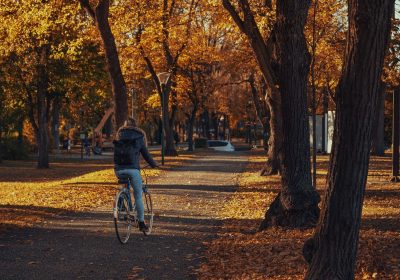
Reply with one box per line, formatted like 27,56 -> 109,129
304,1 -> 393,278
37,46 -> 50,169
371,82 -> 386,156
186,105 -> 197,151
138,50 -> 178,156
79,0 -> 128,128
260,0 -> 320,230
248,74 -> 275,175
160,84 -> 178,156
223,0 -> 282,176
261,88 -> 281,176
224,0 -> 319,228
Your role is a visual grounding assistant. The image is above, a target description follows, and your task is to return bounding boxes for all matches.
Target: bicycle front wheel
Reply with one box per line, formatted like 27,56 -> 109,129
113,190 -> 132,244
142,190 -> 153,236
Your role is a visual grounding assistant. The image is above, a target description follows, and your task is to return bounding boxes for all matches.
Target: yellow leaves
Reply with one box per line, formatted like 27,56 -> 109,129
199,151 -> 400,280
0,0 -> 83,58
146,93 -> 161,109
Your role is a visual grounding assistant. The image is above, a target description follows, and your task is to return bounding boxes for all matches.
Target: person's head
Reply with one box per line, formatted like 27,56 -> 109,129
124,117 -> 137,127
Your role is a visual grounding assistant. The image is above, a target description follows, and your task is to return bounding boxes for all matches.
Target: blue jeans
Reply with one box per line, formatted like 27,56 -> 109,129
115,169 -> 144,222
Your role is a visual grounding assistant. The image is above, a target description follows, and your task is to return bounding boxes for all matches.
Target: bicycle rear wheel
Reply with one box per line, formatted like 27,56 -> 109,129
113,190 -> 132,244
142,189 -> 153,235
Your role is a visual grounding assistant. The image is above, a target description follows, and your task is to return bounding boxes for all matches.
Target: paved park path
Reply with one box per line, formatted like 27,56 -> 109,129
0,151 -> 248,280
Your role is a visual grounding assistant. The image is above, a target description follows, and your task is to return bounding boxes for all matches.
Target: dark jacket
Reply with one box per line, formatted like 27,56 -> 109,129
114,126 -> 157,170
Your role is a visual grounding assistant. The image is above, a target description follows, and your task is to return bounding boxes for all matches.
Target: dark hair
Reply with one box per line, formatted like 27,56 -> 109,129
124,117 -> 137,127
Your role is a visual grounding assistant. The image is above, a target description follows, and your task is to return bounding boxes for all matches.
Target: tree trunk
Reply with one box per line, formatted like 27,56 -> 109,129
187,120 -> 194,151
187,108 -> 196,151
304,1 -> 393,278
17,115 -> 24,147
0,126 -> 2,163
212,112 -> 218,140
37,46 -> 50,169
51,94 -> 61,153
223,0 -> 282,176
260,0 -> 320,230
248,76 -> 277,175
261,89 -> 281,176
204,110 -> 211,139
161,87 -> 178,156
79,0 -> 128,128
371,82 -> 386,156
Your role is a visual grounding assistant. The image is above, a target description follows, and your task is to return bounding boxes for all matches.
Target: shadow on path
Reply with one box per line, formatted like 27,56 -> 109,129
0,151 -> 249,280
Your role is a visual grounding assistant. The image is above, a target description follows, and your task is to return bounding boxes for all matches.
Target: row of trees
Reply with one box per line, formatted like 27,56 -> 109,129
222,0 -> 396,278
1,0 -> 399,278
0,0 -> 261,165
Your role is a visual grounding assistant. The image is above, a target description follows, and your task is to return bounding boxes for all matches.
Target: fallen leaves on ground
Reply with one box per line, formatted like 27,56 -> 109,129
0,151 -> 201,232
199,151 -> 400,280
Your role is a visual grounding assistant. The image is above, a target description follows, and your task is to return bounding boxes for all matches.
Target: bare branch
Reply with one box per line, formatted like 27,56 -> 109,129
78,0 -> 95,20
222,0 -> 246,34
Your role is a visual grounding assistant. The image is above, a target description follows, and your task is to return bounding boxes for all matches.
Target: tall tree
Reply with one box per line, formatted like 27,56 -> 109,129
130,0 -> 197,156
303,0 -> 394,278
247,73 -> 270,155
223,0 -> 282,176
78,0 -> 128,128
0,0 -> 86,168
223,0 -> 320,228
36,46 -> 50,168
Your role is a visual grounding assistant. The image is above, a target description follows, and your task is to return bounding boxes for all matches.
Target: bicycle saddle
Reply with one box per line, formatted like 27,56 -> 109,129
117,175 -> 130,184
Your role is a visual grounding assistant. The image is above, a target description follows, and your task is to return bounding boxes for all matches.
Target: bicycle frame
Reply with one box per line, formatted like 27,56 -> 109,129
117,180 -> 133,214
113,165 -> 154,242
120,166 -> 149,212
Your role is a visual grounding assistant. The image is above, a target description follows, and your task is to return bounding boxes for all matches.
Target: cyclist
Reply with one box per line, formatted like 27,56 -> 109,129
114,117 -> 158,232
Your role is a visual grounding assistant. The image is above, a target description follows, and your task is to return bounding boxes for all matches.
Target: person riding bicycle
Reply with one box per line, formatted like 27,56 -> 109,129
114,117 -> 158,232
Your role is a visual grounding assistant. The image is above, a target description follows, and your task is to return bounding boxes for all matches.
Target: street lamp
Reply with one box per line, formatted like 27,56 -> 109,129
157,72 -> 171,165
219,115 -> 225,140
131,88 -> 138,119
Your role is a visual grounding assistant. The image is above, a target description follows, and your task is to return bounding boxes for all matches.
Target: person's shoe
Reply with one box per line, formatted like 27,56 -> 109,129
139,221 -> 148,232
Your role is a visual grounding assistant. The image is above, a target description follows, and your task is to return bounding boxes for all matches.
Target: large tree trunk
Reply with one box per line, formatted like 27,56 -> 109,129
95,1 -> 128,128
79,0 -> 128,128
260,0 -> 320,229
224,0 -> 318,228
371,82 -> 386,156
37,46 -> 50,169
304,1 -> 393,278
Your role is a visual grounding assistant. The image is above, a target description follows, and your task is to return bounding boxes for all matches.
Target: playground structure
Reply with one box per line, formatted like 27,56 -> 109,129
93,108 -> 114,150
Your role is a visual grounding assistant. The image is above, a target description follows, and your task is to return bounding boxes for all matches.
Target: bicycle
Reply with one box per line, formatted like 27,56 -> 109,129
113,166 -> 153,244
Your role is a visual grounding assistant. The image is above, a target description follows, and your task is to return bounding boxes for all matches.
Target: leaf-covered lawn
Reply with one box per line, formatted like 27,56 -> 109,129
199,151 -> 400,280
0,153 -> 195,232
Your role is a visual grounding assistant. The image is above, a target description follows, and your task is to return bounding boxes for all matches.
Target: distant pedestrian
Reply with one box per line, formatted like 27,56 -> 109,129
67,137 -> 71,152
83,138 -> 91,156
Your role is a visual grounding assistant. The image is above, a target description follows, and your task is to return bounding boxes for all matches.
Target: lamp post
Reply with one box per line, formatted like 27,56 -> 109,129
157,72 -> 171,165
219,115 -> 225,140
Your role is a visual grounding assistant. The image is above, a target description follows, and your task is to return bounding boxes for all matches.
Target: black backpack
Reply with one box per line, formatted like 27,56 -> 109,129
113,139 -> 136,165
